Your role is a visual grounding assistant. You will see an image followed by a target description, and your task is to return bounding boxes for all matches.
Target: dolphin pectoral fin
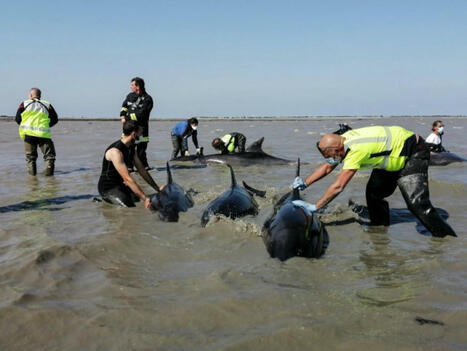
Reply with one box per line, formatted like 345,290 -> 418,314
242,181 -> 266,197
246,137 -> 265,153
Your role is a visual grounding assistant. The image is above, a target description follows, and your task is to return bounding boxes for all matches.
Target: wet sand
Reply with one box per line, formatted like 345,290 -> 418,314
0,117 -> 466,350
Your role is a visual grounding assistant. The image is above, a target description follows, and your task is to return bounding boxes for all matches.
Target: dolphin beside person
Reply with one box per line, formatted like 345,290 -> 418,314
172,137 -> 294,167
262,159 -> 329,261
201,164 -> 265,226
150,162 -> 194,222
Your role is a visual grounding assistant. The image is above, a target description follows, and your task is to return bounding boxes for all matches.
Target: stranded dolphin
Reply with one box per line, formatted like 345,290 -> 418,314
150,162 -> 194,222
173,138 -> 294,166
201,164 -> 265,226
262,159 -> 329,261
429,151 -> 466,166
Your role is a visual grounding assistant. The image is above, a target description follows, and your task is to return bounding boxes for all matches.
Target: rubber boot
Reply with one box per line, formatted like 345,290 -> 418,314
43,160 -> 55,176
27,160 -> 37,176
398,173 -> 457,237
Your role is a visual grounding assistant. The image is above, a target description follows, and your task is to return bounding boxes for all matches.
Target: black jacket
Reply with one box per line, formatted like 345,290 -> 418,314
120,92 -> 154,137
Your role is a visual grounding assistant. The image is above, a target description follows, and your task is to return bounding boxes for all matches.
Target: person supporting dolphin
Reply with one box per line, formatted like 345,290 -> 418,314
425,120 -> 446,153
293,125 -> 456,237
15,87 -> 58,176
98,120 -> 162,208
170,117 -> 201,159
211,132 -> 247,154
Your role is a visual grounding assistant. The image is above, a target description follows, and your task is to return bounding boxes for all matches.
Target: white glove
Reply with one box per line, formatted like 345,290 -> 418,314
292,200 -> 317,216
196,148 -> 201,154
292,177 -> 307,190
184,150 -> 190,156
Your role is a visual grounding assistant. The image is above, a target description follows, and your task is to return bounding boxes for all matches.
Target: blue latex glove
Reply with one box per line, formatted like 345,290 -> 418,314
293,177 -> 307,190
292,200 -> 317,216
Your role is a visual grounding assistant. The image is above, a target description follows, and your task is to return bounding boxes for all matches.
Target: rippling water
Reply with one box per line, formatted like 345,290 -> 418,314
0,117 -> 466,350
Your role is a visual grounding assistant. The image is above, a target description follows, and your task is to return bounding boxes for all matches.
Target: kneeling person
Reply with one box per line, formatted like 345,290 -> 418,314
212,132 -> 246,154
98,121 -> 162,208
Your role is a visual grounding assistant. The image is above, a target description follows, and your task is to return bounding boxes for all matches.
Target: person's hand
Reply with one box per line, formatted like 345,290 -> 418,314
184,150 -> 190,156
196,148 -> 202,154
292,200 -> 316,216
158,184 -> 166,192
120,116 -> 125,123
292,177 -> 307,190
144,197 -> 152,209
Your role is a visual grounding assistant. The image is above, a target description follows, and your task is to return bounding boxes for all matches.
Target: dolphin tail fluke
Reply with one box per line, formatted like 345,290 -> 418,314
227,164 -> 237,187
242,181 -> 266,198
246,137 -> 265,153
166,162 -> 173,184
293,158 -> 301,199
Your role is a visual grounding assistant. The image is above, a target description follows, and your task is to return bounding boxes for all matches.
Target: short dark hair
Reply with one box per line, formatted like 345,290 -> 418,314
131,77 -> 145,92
432,120 -> 443,131
212,138 -> 222,148
122,120 -> 142,136
188,117 -> 199,125
30,87 -> 41,98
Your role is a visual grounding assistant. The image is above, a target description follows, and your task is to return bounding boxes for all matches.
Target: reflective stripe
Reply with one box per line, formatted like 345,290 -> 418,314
20,125 -> 50,133
130,113 -> 137,121
381,126 -> 392,169
345,137 -> 387,146
121,107 -> 128,112
141,136 -> 149,142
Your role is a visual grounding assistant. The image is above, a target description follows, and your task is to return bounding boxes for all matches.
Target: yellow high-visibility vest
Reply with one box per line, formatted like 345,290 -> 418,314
342,126 -> 414,171
221,134 -> 236,153
19,99 -> 52,139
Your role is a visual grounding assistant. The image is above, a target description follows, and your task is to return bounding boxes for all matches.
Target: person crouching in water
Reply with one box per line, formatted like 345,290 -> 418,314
292,125 -> 456,238
212,132 -> 247,154
98,120 -> 163,208
170,117 -> 201,159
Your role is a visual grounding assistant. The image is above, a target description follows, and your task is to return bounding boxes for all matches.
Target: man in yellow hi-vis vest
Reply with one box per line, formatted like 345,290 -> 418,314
292,125 -> 456,238
15,88 -> 58,176
212,132 -> 247,154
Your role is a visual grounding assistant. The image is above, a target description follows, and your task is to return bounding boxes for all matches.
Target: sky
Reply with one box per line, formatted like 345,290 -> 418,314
1,0 -> 467,118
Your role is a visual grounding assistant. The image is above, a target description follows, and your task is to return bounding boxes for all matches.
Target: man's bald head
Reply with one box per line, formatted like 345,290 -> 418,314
318,133 -> 343,150
29,88 -> 41,99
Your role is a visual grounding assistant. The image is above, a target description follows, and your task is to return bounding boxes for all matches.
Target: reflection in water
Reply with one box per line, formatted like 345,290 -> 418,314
0,194 -> 95,213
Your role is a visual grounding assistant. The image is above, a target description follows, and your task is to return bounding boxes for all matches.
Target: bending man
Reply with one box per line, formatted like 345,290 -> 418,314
212,132 -> 246,154
293,125 -> 456,237
98,120 -> 162,208
170,118 -> 201,159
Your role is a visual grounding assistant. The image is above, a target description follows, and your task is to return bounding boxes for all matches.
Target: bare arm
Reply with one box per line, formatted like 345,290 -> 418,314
315,169 -> 357,209
106,148 -> 152,209
304,163 -> 338,187
134,153 -> 162,192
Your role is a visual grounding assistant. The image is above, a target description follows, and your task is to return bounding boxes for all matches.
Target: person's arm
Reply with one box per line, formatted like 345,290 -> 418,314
192,129 -> 199,149
120,94 -> 129,123
15,102 -> 25,125
106,148 -> 152,209
304,163 -> 338,187
315,169 -> 357,209
134,153 -> 161,192
48,104 -> 58,127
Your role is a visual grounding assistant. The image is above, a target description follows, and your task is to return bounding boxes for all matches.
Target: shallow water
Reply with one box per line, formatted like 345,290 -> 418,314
0,117 -> 466,350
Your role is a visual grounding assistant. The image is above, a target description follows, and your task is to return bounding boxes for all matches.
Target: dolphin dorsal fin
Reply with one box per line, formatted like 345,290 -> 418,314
246,137 -> 265,153
166,162 -> 173,184
227,164 -> 237,187
293,158 -> 300,199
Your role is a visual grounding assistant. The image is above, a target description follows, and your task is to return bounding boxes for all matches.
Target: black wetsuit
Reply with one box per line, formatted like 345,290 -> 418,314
98,140 -> 137,207
120,91 -> 153,168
